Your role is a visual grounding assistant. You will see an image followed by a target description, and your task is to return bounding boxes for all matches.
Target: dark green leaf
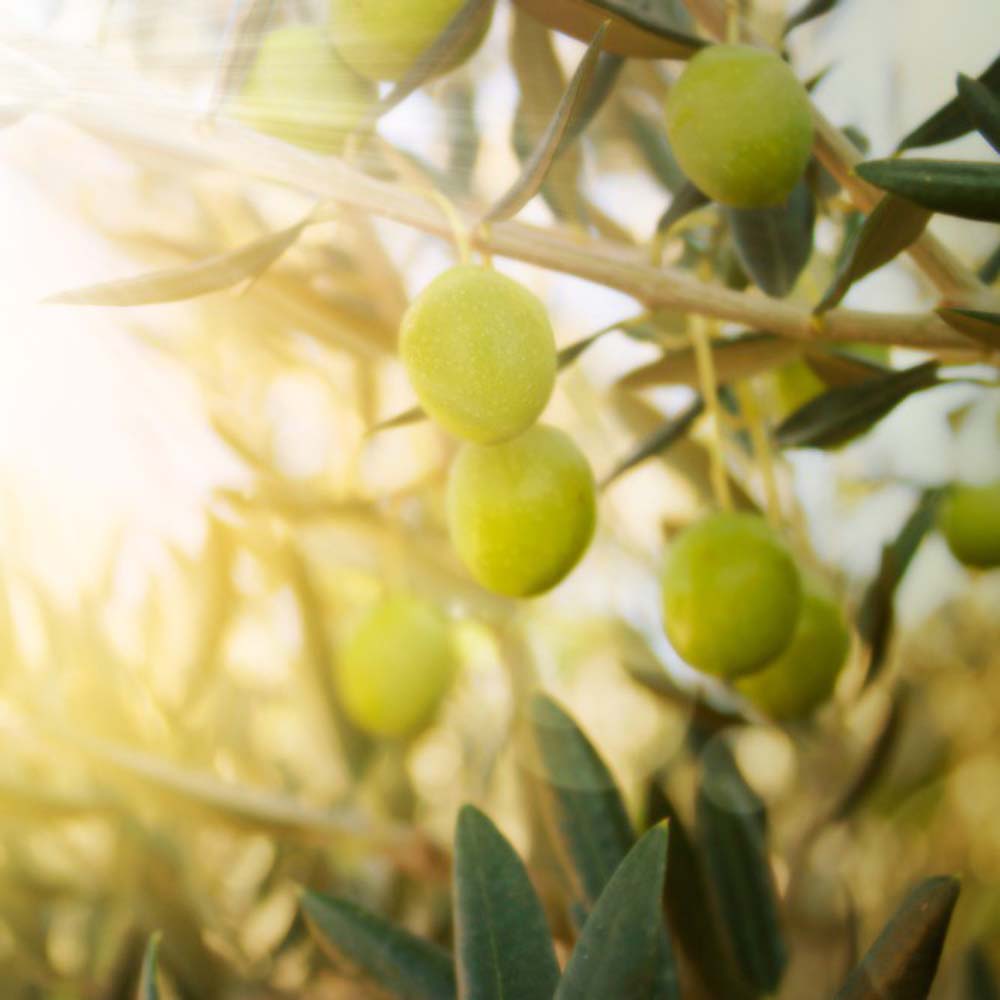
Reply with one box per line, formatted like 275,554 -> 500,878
958,73 -> 1000,154
697,742 -> 786,994
560,52 -> 626,154
775,361 -> 941,450
657,181 -> 711,235
601,395 -> 704,488
484,23 -> 609,223
896,54 -> 1000,153
784,0 -> 841,36
855,159 -> 1000,224
728,180 -> 815,298
137,932 -> 162,1000
857,490 -> 943,685
453,806 -> 560,1000
528,694 -> 633,909
834,876 -> 960,1000
978,241 -> 1000,283
803,347 -> 889,388
815,195 -> 932,313
302,891 -> 457,1000
966,945 -> 1000,1000
555,824 -> 675,1000
625,104 -> 688,192
937,307 -> 1000,349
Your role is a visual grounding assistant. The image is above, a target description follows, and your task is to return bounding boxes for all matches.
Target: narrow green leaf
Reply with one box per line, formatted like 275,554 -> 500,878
601,395 -> 704,488
697,743 -> 786,994
857,489 -> 943,685
856,159 -> 1000,224
816,194 -> 932,313
656,181 -> 711,235
484,22 -> 609,223
555,824 -> 673,999
137,932 -> 162,1000
979,241 -> 1000,283
453,806 -> 560,1000
45,210 -> 322,306
958,73 -> 1000,154
784,0 -> 840,36
728,180 -> 815,298
896,54 -> 1000,153
302,891 -> 457,1000
368,406 -> 426,436
966,945 -> 1000,1000
528,694 -> 633,909
560,51 -> 625,153
803,348 -> 889,388
938,307 -> 1000,349
625,103 -> 688,192
775,361 -> 941,450
835,876 -> 960,1000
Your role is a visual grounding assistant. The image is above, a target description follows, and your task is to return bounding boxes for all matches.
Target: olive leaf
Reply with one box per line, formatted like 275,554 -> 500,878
727,180 -> 816,298
601,395 -> 705,488
784,0 -> 841,36
815,194 -> 932,314
966,945 -> 1000,1000
625,103 -> 689,193
857,489 -> 943,685
774,361 -> 941,450
855,159 -> 1000,224
655,181 -> 711,236
302,892 -> 457,1000
367,406 -> 427,437
45,208 -> 330,306
979,241 -> 1000,283
803,348 -> 888,388
958,73 -> 1000,154
137,932 -> 163,1000
453,806 -> 560,1000
937,307 -> 1000,349
483,22 -> 608,223
896,54 -> 1000,153
697,741 -> 786,995
834,876 -> 960,1000
554,824 -> 677,1000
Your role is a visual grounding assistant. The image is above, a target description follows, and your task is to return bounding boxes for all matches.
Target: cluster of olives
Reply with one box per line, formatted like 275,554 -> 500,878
236,0 -> 490,153
661,512 -> 850,721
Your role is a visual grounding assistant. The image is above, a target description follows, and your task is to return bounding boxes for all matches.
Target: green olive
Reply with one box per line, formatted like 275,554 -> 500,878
664,44 -> 814,208
329,0 -> 492,82
446,424 -> 596,597
400,266 -> 557,444
735,581 -> 851,720
236,25 -> 375,154
661,512 -> 802,678
938,480 -> 1000,569
335,596 -> 458,739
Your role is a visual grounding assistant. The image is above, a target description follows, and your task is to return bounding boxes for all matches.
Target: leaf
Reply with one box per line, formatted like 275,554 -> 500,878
484,22 -> 609,223
302,891 -> 457,1000
137,932 -> 162,1000
857,490 -> 943,685
727,180 -> 816,298
958,73 -> 1000,154
368,405 -> 426,436
528,694 -> 633,909
815,195 -> 932,313
896,54 -> 1000,153
625,103 -> 688,193
619,332 -> 801,391
656,181 -> 711,236
513,0 -> 704,59
207,0 -> 278,114
45,210 -> 325,306
784,0 -> 841,35
834,876 -> 960,1000
555,824 -> 674,1000
979,241 -> 1000,284
560,51 -> 626,153
775,361 -> 941,450
937,307 -> 1000,349
966,945 -> 1000,1000
601,395 -> 705,488
855,159 -> 1000,224
803,348 -> 888,388
453,805 -> 560,1000
697,742 -> 786,995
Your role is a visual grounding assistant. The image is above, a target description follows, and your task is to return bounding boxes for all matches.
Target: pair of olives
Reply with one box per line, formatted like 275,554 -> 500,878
661,512 -> 850,721
237,0 -> 490,152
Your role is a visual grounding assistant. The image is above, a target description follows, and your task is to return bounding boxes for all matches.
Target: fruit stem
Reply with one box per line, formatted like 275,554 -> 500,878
691,314 -> 732,511
426,188 -> 472,266
736,380 -> 782,527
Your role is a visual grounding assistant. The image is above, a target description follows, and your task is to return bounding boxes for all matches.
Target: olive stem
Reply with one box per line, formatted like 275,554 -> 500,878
736,380 -> 782,527
691,315 -> 733,511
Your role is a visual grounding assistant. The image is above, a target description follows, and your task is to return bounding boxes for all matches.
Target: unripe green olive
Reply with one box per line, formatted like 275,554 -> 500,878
400,266 -> 557,444
664,44 -> 814,208
236,25 -> 374,154
661,512 -> 802,678
446,424 -> 596,597
335,596 -> 458,739
938,480 -> 1000,569
735,581 -> 850,720
329,0 -> 492,82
